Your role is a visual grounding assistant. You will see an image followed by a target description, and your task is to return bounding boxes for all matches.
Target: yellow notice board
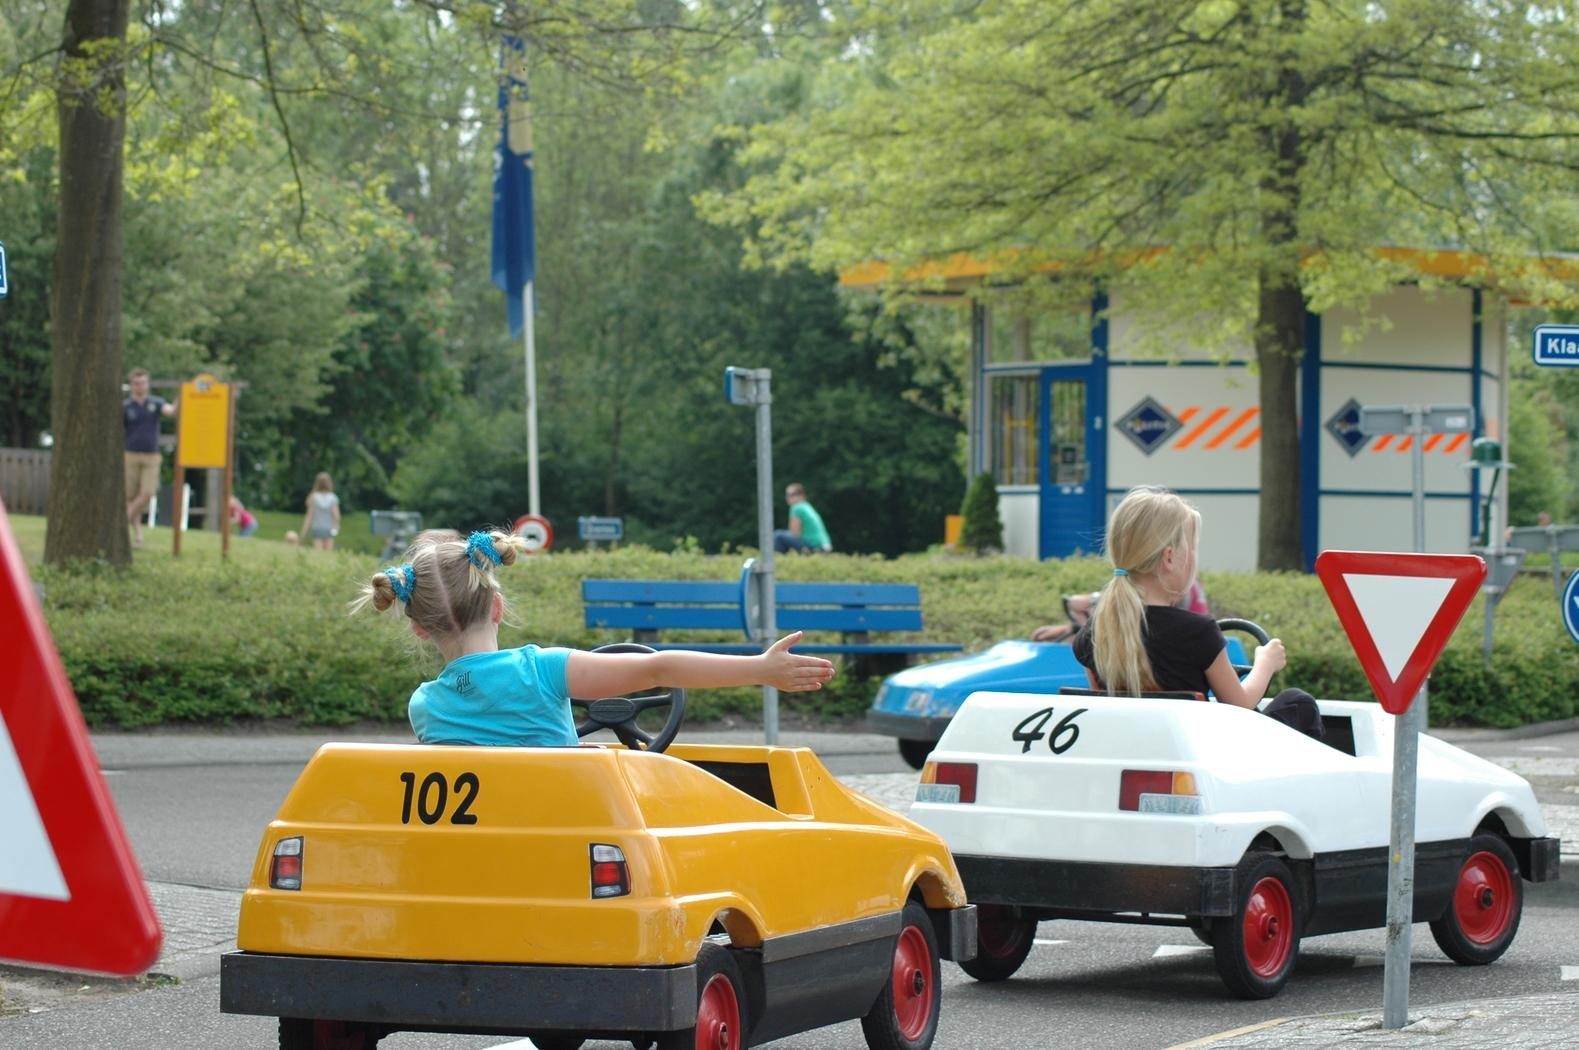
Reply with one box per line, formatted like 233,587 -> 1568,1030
176,374 -> 231,469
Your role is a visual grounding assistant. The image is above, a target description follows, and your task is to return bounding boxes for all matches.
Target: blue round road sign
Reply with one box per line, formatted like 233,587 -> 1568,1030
1564,569 -> 1579,646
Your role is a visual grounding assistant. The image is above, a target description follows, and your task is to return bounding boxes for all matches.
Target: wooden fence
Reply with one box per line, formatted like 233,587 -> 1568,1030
0,448 -> 50,515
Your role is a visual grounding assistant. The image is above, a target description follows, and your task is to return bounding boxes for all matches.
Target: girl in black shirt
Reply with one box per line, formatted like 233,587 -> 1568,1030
1073,486 -> 1322,739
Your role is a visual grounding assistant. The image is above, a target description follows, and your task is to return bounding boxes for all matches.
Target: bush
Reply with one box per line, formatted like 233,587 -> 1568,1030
959,473 -> 1003,552
12,515 -> 1578,730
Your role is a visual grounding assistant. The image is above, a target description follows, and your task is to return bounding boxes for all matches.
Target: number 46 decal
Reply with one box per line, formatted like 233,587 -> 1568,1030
1012,707 -> 1087,754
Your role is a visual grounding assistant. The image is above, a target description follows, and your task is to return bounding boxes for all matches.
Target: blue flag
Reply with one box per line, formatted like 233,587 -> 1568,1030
491,36 -> 535,338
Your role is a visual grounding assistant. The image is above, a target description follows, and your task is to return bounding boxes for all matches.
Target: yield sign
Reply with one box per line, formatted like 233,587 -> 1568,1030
1315,550 -> 1486,714
0,500 -> 162,974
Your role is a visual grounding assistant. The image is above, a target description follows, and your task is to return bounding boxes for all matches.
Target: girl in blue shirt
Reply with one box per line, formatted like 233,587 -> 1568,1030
356,530 -> 836,746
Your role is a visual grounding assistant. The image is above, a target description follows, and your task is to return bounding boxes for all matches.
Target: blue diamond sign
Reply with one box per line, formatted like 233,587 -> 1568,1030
1325,398 -> 1370,457
1117,397 -> 1182,455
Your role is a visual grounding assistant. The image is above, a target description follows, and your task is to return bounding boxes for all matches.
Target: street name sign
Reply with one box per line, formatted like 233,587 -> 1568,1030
0,500 -> 162,974
1533,324 -> 1579,368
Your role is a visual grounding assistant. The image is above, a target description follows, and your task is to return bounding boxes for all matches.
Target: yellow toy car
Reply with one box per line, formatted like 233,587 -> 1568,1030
219,680 -> 975,1050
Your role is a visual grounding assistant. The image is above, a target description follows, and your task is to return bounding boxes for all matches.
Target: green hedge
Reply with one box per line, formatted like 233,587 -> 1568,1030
14,516 -> 1579,730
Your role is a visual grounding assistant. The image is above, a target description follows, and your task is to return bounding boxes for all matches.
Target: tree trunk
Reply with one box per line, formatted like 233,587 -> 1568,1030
1254,0 -> 1308,572
45,0 -> 132,566
1256,278 -> 1305,571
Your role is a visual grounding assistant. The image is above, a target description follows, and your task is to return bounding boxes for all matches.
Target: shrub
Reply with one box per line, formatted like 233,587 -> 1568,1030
13,515 -> 1577,731
959,473 -> 1003,553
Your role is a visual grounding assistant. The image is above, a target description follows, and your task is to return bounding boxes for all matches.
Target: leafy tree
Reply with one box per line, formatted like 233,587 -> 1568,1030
710,0 -> 1579,569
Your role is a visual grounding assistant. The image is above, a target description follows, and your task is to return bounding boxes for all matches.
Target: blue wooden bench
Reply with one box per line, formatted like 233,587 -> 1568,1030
582,577 -> 963,677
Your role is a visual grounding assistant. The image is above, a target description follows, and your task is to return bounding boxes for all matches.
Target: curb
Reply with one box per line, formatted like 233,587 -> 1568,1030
1434,715 -> 1579,742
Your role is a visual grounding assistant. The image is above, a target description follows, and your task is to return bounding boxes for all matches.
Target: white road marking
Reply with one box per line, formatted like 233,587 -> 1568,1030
1520,745 -> 1562,753
1562,966 -> 1579,981
1153,944 -> 1210,957
1033,938 -> 1067,946
1353,954 -> 1384,968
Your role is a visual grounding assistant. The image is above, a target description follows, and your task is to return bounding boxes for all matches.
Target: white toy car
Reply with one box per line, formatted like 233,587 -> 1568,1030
909,624 -> 1561,999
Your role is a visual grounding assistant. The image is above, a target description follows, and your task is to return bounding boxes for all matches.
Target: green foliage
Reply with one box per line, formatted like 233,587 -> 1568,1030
15,513 -> 1573,731
959,473 -> 1003,553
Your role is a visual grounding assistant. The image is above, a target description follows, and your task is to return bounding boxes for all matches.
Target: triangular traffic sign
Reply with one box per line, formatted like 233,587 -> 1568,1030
1315,550 -> 1486,715
0,499 -> 162,974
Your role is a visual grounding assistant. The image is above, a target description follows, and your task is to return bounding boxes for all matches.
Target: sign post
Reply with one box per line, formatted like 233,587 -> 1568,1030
1356,404 -> 1474,553
173,374 -> 235,558
0,499 -> 163,974
724,366 -> 778,745
1315,550 -> 1486,1029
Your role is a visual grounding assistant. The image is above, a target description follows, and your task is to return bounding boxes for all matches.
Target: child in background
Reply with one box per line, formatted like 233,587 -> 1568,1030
302,472 -> 341,551
355,530 -> 836,747
1072,486 -> 1322,740
228,496 -> 258,537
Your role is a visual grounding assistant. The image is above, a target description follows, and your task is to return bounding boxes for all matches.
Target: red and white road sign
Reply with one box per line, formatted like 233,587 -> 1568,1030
0,500 -> 162,974
512,513 -> 554,554
1315,550 -> 1486,715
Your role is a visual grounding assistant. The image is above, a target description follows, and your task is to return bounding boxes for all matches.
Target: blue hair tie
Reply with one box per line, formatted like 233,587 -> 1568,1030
1112,568 -> 1129,577
466,531 -> 503,569
384,564 -> 416,604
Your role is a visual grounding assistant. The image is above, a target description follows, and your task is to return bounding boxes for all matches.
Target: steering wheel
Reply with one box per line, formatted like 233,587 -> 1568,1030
1215,617 -> 1270,678
570,642 -> 687,753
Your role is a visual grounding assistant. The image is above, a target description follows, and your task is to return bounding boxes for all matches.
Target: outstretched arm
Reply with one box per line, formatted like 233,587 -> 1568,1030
566,632 -> 835,699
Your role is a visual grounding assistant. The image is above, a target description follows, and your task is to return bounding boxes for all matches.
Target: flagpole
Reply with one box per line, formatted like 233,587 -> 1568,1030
524,279 -> 540,517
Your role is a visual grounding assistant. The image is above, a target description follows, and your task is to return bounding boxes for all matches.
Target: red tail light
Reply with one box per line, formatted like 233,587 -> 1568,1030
917,761 -> 978,804
1119,770 -> 1199,813
270,837 -> 303,890
590,844 -> 630,898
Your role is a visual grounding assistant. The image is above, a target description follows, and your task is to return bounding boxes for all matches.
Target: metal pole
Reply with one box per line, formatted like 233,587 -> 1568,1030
755,386 -> 778,745
1382,679 -> 1426,1029
524,281 -> 541,517
1410,407 -> 1425,553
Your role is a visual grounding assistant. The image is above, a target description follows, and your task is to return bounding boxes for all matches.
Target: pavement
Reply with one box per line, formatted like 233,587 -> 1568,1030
8,720 -> 1579,1046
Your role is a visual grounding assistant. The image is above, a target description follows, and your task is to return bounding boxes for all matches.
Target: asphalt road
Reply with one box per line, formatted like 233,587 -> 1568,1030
2,724 -> 1576,1050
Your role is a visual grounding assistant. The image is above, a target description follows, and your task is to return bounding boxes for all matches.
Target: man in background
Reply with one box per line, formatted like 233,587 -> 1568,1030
773,482 -> 833,554
123,368 -> 175,548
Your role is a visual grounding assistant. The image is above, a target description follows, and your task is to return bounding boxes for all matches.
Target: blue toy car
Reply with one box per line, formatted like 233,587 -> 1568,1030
868,636 -> 1247,769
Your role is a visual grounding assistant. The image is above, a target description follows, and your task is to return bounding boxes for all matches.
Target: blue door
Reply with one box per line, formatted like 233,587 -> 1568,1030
1039,363 -> 1105,558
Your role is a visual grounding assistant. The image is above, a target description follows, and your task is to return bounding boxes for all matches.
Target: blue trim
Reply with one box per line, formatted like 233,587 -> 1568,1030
1317,360 -> 1476,375
1089,290 -> 1109,543
1470,289 -> 1483,540
1108,359 -> 1253,368
1107,487 -> 1260,497
1301,310 -> 1322,571
970,302 -> 987,477
1320,489 -> 1475,500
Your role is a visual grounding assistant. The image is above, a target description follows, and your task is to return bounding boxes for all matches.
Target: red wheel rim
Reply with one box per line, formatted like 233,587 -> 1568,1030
890,925 -> 934,1041
1241,875 -> 1294,978
695,972 -> 741,1050
977,906 -> 1027,959
1454,850 -> 1515,945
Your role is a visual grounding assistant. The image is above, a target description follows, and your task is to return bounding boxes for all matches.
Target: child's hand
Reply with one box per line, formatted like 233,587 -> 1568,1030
1254,638 -> 1287,673
762,632 -> 837,692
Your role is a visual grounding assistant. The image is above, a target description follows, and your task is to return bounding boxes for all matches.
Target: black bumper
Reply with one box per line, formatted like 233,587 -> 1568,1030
865,709 -> 952,742
220,951 -> 696,1032
955,854 -> 1238,918
1519,836 -> 1563,882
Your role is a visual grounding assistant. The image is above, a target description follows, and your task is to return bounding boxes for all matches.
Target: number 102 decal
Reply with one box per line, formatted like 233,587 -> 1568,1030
1011,707 -> 1088,754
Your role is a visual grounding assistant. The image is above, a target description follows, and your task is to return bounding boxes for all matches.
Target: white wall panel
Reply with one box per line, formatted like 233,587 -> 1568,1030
1321,287 -> 1472,367
1317,368 -> 1476,494
1319,496 -> 1474,555
998,489 -> 1039,559
1106,365 -> 1260,491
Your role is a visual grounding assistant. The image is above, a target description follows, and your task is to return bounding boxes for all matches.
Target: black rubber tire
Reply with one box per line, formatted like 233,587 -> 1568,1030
279,1018 -> 381,1049
860,901 -> 942,1050
1429,833 -> 1523,965
898,739 -> 932,770
1210,853 -> 1301,1000
957,904 -> 1036,982
655,941 -> 748,1050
